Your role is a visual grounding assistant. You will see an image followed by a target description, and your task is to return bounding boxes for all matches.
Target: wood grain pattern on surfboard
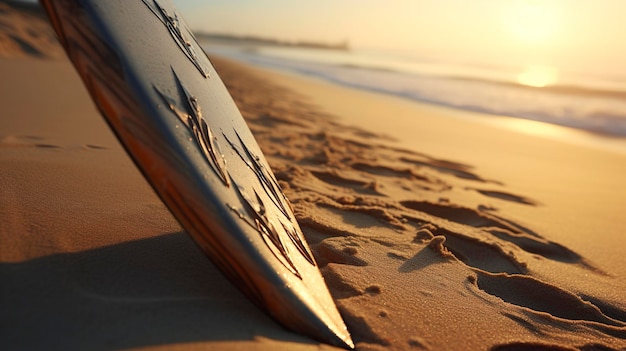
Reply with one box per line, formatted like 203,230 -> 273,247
40,0 -> 353,348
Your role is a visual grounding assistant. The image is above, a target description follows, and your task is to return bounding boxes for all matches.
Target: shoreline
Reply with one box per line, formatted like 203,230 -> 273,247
199,45 -> 626,140
243,60 -> 626,156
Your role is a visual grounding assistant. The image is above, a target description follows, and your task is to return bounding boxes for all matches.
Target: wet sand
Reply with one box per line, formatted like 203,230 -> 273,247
1,2 -> 625,350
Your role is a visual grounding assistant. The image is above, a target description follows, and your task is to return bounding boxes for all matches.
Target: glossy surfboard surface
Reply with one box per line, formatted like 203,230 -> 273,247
40,0 -> 353,348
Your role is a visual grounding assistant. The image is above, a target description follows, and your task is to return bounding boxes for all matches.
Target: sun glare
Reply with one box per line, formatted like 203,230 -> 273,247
505,0 -> 560,44
517,65 -> 558,87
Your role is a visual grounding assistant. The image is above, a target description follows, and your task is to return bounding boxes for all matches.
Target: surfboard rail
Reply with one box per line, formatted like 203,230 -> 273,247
40,0 -> 353,348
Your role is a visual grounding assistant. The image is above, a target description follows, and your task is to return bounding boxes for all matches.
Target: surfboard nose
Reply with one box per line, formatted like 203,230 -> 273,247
263,281 -> 354,349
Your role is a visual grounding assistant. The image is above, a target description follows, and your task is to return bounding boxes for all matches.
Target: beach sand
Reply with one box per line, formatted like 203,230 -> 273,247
1,3 -> 625,350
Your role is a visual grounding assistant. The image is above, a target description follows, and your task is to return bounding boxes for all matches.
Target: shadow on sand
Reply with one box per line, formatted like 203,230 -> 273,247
0,232 -> 313,350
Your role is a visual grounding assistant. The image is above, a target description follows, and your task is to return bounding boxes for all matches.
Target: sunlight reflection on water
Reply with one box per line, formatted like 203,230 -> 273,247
487,115 -> 626,155
517,65 -> 558,88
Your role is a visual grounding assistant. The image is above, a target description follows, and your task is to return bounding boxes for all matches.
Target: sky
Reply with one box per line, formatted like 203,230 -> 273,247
172,0 -> 625,75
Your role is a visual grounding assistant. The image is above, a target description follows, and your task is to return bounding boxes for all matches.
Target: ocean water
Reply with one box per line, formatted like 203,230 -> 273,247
201,43 -> 626,138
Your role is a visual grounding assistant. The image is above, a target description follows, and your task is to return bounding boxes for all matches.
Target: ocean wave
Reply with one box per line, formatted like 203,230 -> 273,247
203,44 -> 626,137
331,60 -> 626,101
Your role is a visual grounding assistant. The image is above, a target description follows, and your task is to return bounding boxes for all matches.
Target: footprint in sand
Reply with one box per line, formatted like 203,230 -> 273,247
315,239 -> 368,268
400,200 -> 593,269
417,226 -> 527,274
310,170 -> 382,196
400,155 -> 494,183
467,187 -> 539,206
474,272 -> 626,329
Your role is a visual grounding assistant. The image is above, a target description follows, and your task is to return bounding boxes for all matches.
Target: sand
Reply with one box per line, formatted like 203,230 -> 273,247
1,2 -> 625,350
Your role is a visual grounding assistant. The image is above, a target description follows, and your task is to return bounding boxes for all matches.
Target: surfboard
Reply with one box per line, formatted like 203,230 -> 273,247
39,0 -> 353,348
